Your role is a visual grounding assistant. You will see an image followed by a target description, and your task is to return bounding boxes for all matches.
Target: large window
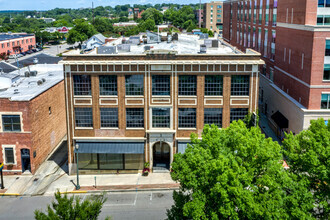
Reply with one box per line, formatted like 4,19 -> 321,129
205,75 -> 223,96
231,75 -> 250,96
204,108 -> 222,128
73,75 -> 91,96
126,108 -> 144,128
179,75 -> 197,96
99,75 -> 117,96
2,115 -> 21,132
152,108 -> 170,128
321,94 -> 330,109
4,147 -> 15,164
318,0 -> 330,7
230,108 -> 249,123
326,40 -> 330,56
100,108 -> 118,128
152,75 -> 170,96
75,108 -> 93,128
179,108 -> 196,128
125,75 -> 144,96
324,64 -> 330,80
79,153 -> 144,170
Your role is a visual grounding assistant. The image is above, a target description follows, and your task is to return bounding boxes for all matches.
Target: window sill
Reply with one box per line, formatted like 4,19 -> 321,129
100,128 -> 119,130
74,95 -> 92,98
1,131 -> 22,133
152,95 -> 171,98
75,127 -> 94,130
322,80 -> 330,82
125,95 -> 144,98
178,96 -> 197,98
99,95 -> 118,98
178,128 -> 197,130
126,128 -> 145,130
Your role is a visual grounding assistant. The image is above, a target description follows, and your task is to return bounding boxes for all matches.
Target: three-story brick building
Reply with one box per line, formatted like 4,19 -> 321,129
62,34 -> 263,174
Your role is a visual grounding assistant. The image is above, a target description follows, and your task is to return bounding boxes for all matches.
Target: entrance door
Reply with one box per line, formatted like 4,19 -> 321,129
21,149 -> 31,173
153,142 -> 170,170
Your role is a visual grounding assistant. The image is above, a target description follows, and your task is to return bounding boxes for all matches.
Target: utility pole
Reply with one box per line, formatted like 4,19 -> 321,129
92,2 -> 95,25
199,0 -> 202,29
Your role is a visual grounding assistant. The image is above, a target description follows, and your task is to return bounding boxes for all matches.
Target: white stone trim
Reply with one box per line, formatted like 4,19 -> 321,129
178,97 -> 197,106
125,98 -> 144,106
99,98 -> 118,106
74,98 -> 92,105
0,112 -> 24,133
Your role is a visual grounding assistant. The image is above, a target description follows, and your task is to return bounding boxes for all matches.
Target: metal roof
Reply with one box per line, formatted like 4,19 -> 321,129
75,142 -> 145,154
0,34 -> 34,41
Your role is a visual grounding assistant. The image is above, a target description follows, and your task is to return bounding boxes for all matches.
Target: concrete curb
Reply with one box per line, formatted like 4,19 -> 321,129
59,187 -> 179,194
0,193 -> 21,196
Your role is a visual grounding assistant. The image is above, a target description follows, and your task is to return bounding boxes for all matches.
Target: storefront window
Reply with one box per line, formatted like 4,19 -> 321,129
79,153 -> 98,170
99,154 -> 123,169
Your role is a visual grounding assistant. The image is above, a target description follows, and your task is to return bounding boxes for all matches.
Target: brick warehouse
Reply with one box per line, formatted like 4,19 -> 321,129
223,0 -> 330,138
0,64 -> 66,175
62,33 -> 264,174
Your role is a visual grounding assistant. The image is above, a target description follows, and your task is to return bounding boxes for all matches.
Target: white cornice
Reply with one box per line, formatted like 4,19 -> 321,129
277,22 -> 330,32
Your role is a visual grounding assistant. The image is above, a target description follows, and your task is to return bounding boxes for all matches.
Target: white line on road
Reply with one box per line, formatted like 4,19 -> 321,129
150,192 -> 152,201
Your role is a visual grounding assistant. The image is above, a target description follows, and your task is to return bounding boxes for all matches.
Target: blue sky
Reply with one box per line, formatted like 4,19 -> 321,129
0,0 -> 223,10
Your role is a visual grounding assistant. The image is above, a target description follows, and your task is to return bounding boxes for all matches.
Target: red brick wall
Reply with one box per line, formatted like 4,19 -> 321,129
0,99 -> 32,175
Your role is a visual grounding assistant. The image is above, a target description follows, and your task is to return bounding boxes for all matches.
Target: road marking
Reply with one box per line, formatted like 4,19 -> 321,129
133,189 -> 138,206
150,192 -> 152,201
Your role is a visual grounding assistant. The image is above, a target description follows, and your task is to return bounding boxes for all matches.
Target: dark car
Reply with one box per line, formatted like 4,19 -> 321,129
32,49 -> 37,53
20,52 -> 27,56
26,50 -> 32,54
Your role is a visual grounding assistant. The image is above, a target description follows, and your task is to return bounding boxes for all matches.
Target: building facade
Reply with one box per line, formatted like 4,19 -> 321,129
223,0 -> 330,136
62,35 -> 263,174
0,64 -> 66,175
204,1 -> 224,34
0,34 -> 36,58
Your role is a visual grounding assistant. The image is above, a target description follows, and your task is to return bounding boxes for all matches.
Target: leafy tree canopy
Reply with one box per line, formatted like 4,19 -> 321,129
141,8 -> 163,25
67,19 -> 97,45
35,191 -> 107,220
168,122 -> 314,220
283,118 -> 330,219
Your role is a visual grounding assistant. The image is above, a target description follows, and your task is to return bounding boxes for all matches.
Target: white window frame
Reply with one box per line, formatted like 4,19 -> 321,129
0,112 -> 24,133
2,145 -> 17,165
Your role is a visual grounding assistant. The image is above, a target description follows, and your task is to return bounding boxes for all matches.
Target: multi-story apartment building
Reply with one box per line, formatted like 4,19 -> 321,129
195,9 -> 204,28
204,1 -> 224,34
62,34 -> 263,174
223,0 -> 330,137
0,64 -> 66,175
0,33 -> 36,58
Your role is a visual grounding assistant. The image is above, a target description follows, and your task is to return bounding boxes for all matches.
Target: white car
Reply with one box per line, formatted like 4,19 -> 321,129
8,54 -> 17,59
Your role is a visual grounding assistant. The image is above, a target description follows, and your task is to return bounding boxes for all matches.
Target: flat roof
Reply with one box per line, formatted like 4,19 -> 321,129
0,64 -> 63,101
0,34 -> 34,41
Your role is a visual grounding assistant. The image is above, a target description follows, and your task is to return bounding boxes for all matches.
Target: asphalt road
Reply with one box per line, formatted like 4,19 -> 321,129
0,190 -> 174,220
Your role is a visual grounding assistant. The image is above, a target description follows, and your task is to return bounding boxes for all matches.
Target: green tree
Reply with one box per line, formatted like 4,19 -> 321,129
141,8 -> 163,25
93,17 -> 114,34
168,122 -> 314,220
35,191 -> 107,220
138,19 -> 156,32
283,119 -> 330,219
67,19 -> 97,45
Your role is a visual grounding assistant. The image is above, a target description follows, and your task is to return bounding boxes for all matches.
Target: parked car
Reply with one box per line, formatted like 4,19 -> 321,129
32,49 -> 37,53
26,50 -> 32,54
20,52 -> 26,56
16,54 -> 22,58
8,54 -> 17,59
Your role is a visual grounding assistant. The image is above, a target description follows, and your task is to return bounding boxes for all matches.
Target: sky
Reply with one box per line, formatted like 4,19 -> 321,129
0,0 -> 222,11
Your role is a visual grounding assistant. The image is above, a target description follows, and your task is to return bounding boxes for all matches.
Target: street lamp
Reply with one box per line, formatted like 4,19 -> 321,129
75,143 -> 80,190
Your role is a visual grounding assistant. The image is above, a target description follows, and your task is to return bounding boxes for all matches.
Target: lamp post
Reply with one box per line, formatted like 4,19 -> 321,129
75,143 -> 80,190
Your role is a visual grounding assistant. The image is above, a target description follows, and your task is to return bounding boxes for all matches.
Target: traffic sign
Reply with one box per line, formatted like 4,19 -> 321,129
0,163 -> 3,171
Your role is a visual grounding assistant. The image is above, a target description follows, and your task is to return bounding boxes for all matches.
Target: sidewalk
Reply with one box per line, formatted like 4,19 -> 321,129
259,113 -> 282,144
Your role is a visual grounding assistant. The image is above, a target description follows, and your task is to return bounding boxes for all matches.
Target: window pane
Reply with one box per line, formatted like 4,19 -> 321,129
321,94 -> 329,109
99,75 -> 117,96
230,108 -> 249,123
204,108 -> 222,128
99,154 -> 123,169
125,75 -> 144,96
5,148 -> 14,164
152,108 -> 170,128
73,75 -> 91,96
75,108 -> 93,127
205,75 -> 223,96
179,75 -> 197,96
125,154 -> 144,169
231,75 -> 250,96
152,75 -> 170,96
100,108 -> 118,128
324,64 -> 330,80
126,108 -> 144,128
2,115 -> 21,132
326,40 -> 330,56
79,153 -> 98,170
179,108 -> 196,128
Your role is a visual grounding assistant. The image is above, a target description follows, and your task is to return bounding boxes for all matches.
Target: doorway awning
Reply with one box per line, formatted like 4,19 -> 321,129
271,111 -> 289,129
75,142 -> 144,154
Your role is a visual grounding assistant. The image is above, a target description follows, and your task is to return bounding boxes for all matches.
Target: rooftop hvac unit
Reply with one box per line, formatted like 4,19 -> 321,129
167,35 -> 172,43
144,46 -> 151,51
212,40 -> 219,48
25,71 -> 30,77
200,44 -> 207,53
30,71 -> 38,77
199,33 -> 209,40
117,44 -> 131,52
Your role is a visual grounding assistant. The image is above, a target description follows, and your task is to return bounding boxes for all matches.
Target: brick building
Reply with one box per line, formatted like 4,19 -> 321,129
203,1 -> 224,34
0,33 -> 36,58
0,64 -> 66,175
62,34 -> 263,174
223,0 -> 330,137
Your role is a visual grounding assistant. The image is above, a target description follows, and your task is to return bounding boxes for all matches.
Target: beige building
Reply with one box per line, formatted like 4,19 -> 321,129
203,1 -> 224,34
